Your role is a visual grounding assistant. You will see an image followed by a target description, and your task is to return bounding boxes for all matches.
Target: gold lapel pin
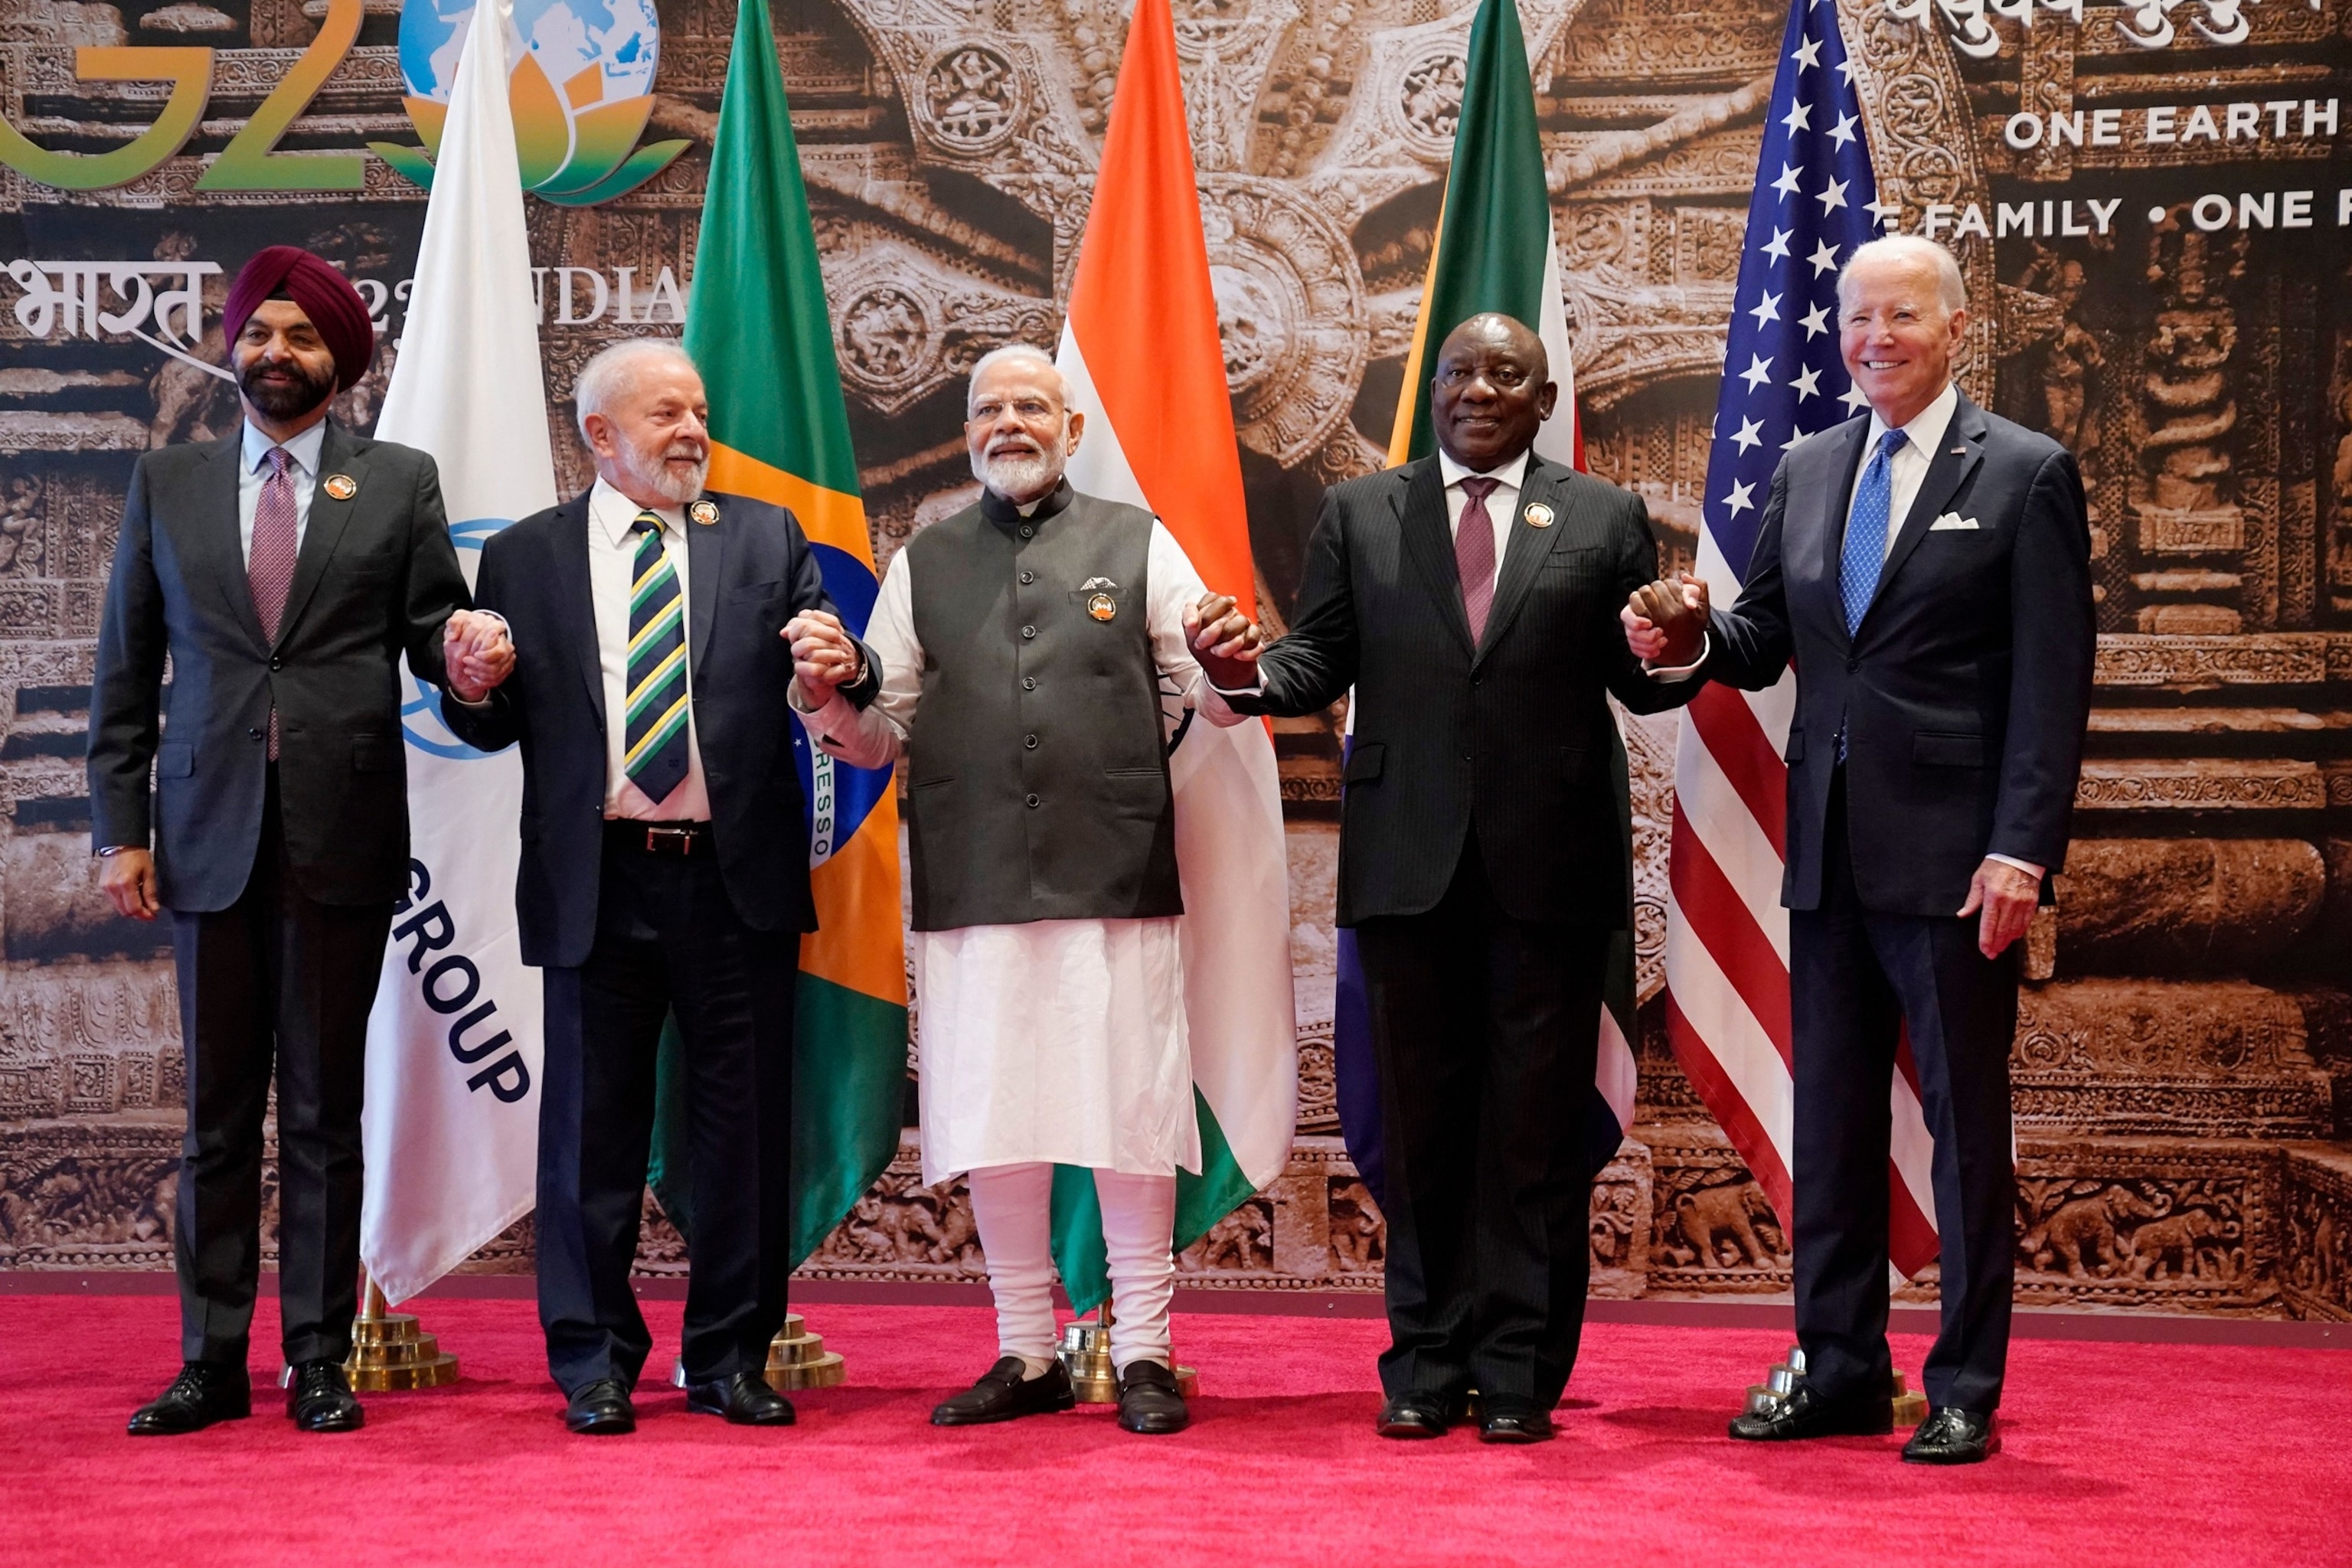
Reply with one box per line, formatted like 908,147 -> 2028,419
323,473 -> 358,501
1523,501 -> 1555,529
690,499 -> 719,525
1086,592 -> 1117,622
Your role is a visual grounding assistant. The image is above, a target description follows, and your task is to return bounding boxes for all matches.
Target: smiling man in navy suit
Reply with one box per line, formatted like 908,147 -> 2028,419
1625,235 -> 2095,1465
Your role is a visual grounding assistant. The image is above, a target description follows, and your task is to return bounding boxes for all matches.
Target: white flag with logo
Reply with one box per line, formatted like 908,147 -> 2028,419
360,0 -> 557,1305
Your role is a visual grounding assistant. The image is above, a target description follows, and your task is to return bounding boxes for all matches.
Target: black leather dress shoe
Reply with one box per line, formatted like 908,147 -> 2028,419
564,1378 -> 635,1436
129,1363 -> 251,1436
1374,1390 -> 1460,1439
684,1370 -> 795,1426
1478,1400 -> 1555,1445
1726,1384 -> 1892,1442
931,1357 -> 1077,1426
1115,1360 -> 1189,1435
286,1359 -> 364,1432
1902,1406 -> 1997,1465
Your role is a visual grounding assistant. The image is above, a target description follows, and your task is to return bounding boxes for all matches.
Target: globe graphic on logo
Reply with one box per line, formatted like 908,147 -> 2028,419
385,0 -> 684,205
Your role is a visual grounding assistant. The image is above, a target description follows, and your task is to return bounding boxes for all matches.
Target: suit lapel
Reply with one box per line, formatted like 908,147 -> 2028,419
1814,418 -> 1870,649
1394,459 -> 1473,657
553,493 -> 607,725
274,421 -> 359,648
1867,394 -> 1986,622
685,492 -> 724,683
1475,456 -> 1566,662
199,431 -> 270,653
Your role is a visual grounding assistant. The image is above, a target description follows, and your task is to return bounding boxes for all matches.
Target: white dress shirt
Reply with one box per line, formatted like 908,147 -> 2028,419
1438,446 -> 1530,593
237,418 -> 325,562
587,477 -> 712,822
1851,380 -> 1959,556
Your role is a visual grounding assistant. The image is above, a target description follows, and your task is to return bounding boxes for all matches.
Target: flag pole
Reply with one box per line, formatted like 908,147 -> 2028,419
343,1269 -> 459,1390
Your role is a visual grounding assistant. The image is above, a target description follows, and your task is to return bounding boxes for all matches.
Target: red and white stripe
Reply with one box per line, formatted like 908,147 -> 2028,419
1664,527 -> 1941,1279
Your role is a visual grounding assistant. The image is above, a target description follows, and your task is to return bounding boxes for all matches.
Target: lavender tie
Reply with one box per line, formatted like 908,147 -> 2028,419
1455,475 -> 1501,643
250,446 -> 299,758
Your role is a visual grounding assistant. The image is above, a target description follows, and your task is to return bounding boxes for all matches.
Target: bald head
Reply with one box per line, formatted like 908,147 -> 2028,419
1430,312 -> 1556,470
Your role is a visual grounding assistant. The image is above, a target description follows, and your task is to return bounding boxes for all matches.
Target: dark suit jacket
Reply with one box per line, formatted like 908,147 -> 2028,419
442,488 -> 878,969
88,422 -> 469,910
1229,452 -> 1694,927
1703,392 -> 2095,916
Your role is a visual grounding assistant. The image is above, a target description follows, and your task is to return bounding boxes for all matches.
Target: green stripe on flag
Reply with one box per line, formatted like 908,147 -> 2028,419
1048,1090 -> 1256,1316
1397,0 -> 1553,464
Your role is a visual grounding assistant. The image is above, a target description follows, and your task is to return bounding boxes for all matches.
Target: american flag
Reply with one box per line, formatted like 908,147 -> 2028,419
1665,0 -> 1942,1276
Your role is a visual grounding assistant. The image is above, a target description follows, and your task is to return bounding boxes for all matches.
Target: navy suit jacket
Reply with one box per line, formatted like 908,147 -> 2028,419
442,488 -> 877,969
1227,452 -> 1695,928
1702,393 -> 2095,916
88,422 -> 469,910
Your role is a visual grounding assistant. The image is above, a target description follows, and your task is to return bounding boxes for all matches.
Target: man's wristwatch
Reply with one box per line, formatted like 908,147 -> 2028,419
94,845 -> 136,858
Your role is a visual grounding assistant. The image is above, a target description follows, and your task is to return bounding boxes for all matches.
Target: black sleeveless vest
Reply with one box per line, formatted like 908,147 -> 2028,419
900,482 -> 1181,931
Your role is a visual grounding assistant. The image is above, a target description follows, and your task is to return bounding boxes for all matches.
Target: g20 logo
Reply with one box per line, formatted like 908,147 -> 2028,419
0,0 -> 684,201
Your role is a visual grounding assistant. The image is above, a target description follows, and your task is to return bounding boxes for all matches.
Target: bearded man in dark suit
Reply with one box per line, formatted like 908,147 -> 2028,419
90,246 -> 513,1436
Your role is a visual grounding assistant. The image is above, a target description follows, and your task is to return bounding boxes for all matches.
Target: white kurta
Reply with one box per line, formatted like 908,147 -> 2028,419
795,513 -> 1249,1185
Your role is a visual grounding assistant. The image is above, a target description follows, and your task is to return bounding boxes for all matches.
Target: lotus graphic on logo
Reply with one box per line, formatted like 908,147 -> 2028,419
372,0 -> 688,205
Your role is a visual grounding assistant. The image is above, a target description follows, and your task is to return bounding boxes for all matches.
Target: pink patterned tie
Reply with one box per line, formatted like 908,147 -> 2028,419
1455,475 -> 1500,644
250,446 -> 299,759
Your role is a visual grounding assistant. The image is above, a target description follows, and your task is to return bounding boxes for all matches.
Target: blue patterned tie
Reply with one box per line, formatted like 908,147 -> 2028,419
622,512 -> 691,804
1839,427 -> 1909,635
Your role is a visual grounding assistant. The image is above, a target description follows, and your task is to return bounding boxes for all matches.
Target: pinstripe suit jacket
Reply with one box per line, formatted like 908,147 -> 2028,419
1228,452 -> 1696,928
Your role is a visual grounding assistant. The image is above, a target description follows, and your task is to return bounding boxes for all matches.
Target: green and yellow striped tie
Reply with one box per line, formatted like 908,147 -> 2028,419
622,511 -> 691,803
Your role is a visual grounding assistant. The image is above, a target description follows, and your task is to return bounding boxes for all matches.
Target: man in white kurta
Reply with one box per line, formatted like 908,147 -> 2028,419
788,345 -> 1247,1435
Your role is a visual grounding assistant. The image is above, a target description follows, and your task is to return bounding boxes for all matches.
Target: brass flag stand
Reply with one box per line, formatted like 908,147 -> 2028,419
1741,1344 -> 1927,1426
670,1315 -> 846,1391
342,1276 -> 461,1390
1057,1300 -> 1198,1403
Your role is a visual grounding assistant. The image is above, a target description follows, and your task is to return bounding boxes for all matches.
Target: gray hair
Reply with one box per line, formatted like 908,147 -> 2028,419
573,338 -> 697,440
1837,236 -> 1967,313
965,343 -> 1067,414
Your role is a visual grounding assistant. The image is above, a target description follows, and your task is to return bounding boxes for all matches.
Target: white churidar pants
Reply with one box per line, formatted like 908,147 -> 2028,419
965,1161 -> 1178,1375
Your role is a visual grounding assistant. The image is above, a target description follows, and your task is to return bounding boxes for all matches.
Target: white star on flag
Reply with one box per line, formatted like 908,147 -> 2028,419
1781,100 -> 1811,135
1829,110 -> 1859,148
1730,415 -> 1765,452
1748,289 -> 1782,328
1841,382 -> 1873,412
1722,478 -> 1756,517
1781,427 -> 1809,452
1808,239 -> 1841,276
1800,301 -> 1831,338
1792,364 -> 1822,400
1740,352 -> 1775,392
1772,162 -> 1803,198
1762,226 -> 1793,261
1815,176 -> 1849,214
1792,34 -> 1821,70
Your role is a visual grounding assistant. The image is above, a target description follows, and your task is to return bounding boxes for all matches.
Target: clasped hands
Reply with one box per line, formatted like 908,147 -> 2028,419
1620,572 -> 1710,668
1183,593 -> 1264,688
784,610 -> 864,707
443,609 -> 516,704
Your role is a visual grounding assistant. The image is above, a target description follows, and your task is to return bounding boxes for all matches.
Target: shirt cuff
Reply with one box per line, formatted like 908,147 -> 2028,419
1208,677 -> 1266,699
446,691 -> 493,709
1643,632 -> 1710,681
1987,854 -> 2045,880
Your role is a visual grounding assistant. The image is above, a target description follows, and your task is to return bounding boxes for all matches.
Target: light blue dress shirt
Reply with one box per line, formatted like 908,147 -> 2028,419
237,418 -> 327,565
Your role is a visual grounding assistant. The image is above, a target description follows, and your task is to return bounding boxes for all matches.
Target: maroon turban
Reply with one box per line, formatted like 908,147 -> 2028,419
223,246 -> 377,392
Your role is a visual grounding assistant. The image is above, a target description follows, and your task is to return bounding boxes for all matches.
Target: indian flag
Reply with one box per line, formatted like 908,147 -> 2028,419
649,0 -> 908,1267
1047,0 -> 1298,1310
1351,0 -> 1637,1187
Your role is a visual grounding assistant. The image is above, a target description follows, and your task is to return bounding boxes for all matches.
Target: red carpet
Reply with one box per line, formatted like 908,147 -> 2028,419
5,1295 -> 2344,1568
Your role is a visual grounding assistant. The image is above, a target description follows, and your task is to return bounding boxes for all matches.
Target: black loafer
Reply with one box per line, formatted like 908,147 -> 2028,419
931,1356 -> 1078,1426
1727,1384 -> 1892,1442
1478,1399 -> 1554,1444
1115,1360 -> 1189,1435
286,1359 -> 364,1432
129,1362 -> 251,1436
684,1370 -> 795,1426
1902,1406 -> 1998,1465
564,1377 -> 635,1436
1374,1390 -> 1463,1439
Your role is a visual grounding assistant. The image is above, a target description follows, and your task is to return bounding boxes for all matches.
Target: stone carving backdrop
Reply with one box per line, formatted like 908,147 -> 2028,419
2,0 -> 2347,1318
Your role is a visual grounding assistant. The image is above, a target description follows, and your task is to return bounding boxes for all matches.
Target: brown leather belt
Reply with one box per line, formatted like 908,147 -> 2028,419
606,819 -> 711,857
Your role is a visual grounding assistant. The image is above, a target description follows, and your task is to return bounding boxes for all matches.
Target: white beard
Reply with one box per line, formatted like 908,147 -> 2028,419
618,438 -> 709,505
972,435 -> 1067,505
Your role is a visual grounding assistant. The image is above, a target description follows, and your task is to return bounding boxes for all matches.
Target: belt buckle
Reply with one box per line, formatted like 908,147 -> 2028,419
643,824 -> 694,857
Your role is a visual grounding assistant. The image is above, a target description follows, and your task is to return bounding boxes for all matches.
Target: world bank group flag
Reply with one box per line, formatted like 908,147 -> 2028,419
360,0 -> 559,1305
1663,0 -> 1945,1276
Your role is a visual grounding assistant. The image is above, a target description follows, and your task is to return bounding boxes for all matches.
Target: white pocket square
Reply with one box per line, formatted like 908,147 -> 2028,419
1929,512 -> 1980,531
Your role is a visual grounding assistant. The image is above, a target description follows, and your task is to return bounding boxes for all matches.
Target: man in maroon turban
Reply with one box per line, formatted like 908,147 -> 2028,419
90,244 -> 515,1437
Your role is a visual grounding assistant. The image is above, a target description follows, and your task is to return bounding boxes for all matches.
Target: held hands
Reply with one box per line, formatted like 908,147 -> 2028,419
443,609 -> 516,704
98,848 -> 160,922
1621,572 -> 1710,668
1958,858 -> 2040,960
784,609 -> 864,707
1183,591 -> 1265,691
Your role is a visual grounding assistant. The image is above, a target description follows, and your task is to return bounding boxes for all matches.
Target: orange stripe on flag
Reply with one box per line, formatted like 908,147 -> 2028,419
799,789 -> 906,1004
707,443 -> 875,565
1060,0 -> 1255,619
1384,186 -> 1447,469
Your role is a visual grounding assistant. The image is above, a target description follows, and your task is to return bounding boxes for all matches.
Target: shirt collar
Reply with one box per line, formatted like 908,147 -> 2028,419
1864,381 -> 1959,460
1437,446 -> 1531,493
243,417 -> 328,478
590,475 -> 684,547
